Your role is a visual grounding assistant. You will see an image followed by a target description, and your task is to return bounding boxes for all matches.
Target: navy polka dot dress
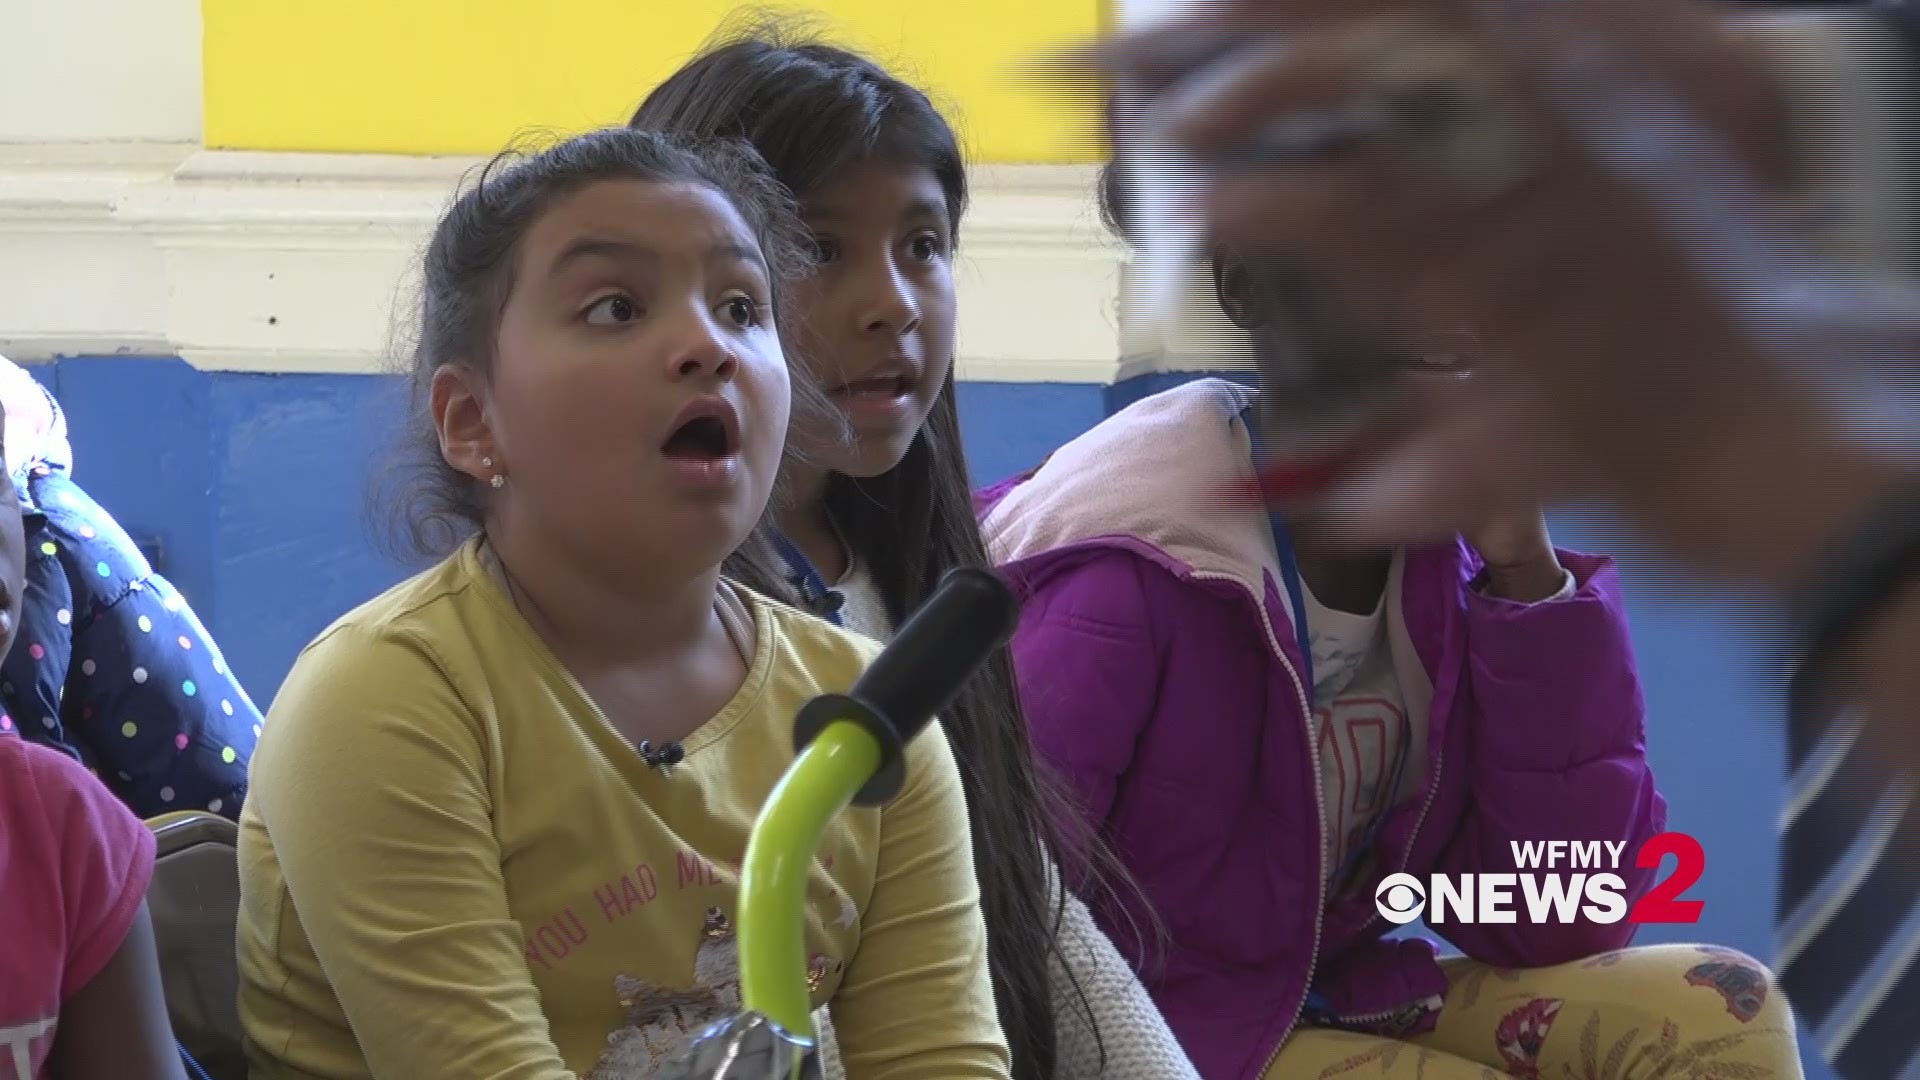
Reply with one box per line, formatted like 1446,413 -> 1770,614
0,465 -> 261,820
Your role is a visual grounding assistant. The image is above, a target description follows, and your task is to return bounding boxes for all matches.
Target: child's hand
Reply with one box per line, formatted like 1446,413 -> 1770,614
1411,344 -> 1564,602
1093,0 -> 1811,585
1464,507 -> 1564,603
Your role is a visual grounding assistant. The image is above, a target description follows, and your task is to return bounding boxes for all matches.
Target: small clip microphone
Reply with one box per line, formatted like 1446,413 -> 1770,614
637,740 -> 686,772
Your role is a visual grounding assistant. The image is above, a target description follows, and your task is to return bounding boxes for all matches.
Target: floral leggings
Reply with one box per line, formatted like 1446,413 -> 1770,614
1265,944 -> 1804,1079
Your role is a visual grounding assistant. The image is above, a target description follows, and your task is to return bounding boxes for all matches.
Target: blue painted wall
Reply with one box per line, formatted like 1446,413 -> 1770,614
29,357 -> 1810,1074
28,357 -> 1108,702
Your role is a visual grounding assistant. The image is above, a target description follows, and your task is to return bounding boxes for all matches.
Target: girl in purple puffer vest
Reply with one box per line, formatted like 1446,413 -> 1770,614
974,165 -> 1805,1080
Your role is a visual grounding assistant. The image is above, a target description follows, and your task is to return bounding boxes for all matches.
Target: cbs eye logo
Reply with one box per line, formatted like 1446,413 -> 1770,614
1374,873 -> 1426,925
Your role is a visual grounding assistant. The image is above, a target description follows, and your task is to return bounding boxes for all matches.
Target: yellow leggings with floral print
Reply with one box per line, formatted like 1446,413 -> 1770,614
1264,944 -> 1803,1079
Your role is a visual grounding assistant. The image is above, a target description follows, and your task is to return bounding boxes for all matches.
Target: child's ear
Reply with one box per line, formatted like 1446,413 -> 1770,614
430,364 -> 498,483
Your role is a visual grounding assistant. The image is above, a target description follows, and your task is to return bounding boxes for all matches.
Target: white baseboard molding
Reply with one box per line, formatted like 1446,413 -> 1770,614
0,144 -> 1130,383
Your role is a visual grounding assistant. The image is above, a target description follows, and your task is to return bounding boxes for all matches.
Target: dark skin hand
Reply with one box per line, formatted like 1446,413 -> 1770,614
1408,353 -> 1565,603
49,900 -> 188,1080
1083,0 -> 1920,766
1093,0 -> 1814,572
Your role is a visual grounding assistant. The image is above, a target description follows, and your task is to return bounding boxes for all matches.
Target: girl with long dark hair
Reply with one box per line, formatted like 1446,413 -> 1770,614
633,29 -> 1195,1080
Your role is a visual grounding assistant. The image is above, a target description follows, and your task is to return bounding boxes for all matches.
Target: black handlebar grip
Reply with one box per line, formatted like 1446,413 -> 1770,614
853,566 -> 1018,741
793,567 -> 1019,805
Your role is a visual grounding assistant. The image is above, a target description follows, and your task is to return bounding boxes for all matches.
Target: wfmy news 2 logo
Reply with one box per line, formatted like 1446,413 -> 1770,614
1375,833 -> 1705,926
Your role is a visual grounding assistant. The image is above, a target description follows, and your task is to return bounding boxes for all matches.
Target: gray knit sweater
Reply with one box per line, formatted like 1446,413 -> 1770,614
813,884 -> 1197,1080
1046,887 -> 1200,1079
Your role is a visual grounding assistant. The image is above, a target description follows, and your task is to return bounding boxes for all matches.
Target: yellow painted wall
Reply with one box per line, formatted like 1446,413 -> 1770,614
201,1 -> 1104,163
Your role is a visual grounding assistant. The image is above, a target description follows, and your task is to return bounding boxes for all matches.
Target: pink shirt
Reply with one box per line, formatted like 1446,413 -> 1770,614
0,732 -> 156,1079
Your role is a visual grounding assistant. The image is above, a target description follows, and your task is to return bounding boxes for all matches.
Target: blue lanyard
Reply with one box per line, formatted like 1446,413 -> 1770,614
1240,402 -> 1314,697
769,532 -> 844,627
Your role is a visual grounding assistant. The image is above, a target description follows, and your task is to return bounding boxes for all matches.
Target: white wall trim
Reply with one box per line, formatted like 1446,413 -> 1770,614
0,145 -> 1128,383
0,0 -> 203,144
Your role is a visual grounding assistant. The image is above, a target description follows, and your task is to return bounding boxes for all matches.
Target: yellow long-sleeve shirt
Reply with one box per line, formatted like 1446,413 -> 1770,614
236,541 -> 1008,1080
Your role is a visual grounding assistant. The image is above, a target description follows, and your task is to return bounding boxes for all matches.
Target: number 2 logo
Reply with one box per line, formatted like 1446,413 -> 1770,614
1629,832 -> 1706,924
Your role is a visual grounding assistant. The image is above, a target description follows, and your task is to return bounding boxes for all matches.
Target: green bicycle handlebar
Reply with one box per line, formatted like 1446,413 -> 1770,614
734,567 -> 1019,1047
737,719 -> 883,1034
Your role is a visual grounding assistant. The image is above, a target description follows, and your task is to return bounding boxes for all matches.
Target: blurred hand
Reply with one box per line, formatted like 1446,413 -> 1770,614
1089,0 -> 1856,583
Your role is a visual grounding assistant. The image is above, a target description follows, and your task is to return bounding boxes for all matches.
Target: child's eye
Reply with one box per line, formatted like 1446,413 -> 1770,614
584,295 -> 637,326
907,233 -> 944,262
719,296 -> 765,329
808,237 -> 841,266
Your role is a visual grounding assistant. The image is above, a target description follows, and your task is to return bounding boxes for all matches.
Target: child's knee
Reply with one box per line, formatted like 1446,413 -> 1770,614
1608,945 -> 1799,1051
1635,947 -> 1786,1020
1527,945 -> 1801,1072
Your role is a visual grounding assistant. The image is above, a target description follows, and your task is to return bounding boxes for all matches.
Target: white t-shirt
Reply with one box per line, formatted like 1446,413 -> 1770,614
832,559 -> 892,641
1298,554 -> 1419,892
1295,553 -> 1576,892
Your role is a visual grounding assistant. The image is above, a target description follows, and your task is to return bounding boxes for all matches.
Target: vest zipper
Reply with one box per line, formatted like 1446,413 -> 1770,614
1324,994 -> 1447,1031
1294,657 -> 1454,1057
1193,568 -> 1328,1080
1232,561 -> 1454,1078
1354,691 -> 1448,940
